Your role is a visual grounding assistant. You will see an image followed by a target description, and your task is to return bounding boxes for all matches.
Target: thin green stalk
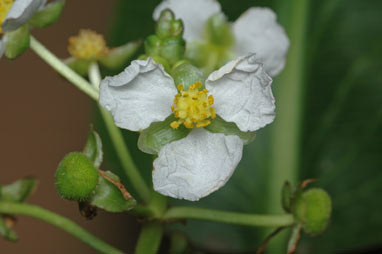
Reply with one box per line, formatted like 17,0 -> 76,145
29,36 -> 99,101
135,222 -> 164,254
266,0 -> 310,252
88,63 -> 151,203
163,207 -> 295,228
0,201 -> 123,254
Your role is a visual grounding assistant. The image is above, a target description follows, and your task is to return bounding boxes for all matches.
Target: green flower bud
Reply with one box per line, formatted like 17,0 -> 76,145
160,37 -> 185,65
144,35 -> 162,56
294,188 -> 332,236
55,152 -> 98,201
156,9 -> 184,39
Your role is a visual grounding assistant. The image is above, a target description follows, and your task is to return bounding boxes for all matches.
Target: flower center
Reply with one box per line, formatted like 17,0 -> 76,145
68,29 -> 109,60
0,0 -> 13,34
170,81 -> 216,129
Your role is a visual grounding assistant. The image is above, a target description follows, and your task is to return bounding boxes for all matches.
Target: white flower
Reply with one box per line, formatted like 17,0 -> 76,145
100,54 -> 275,201
153,0 -> 289,77
0,0 -> 46,58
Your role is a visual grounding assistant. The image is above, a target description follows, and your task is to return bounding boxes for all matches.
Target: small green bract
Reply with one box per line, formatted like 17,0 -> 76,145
55,152 -> 98,201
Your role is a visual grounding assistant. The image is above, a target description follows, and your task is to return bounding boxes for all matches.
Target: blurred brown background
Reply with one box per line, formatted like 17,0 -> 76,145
0,1 -> 138,253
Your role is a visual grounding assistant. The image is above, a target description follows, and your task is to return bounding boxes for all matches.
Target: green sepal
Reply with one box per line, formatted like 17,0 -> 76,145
0,177 -> 38,202
28,0 -> 65,28
171,62 -> 205,89
89,171 -> 136,212
293,188 -> 332,236
99,40 -> 142,70
139,54 -> 171,74
282,181 -> 292,212
204,13 -> 234,48
0,216 -> 18,242
138,115 -> 190,155
83,126 -> 103,168
205,116 -> 256,145
64,57 -> 91,76
4,25 -> 30,60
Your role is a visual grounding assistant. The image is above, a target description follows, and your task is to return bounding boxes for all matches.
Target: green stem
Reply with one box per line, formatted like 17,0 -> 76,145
135,222 -> 163,254
163,207 -> 295,228
0,201 -> 123,254
88,63 -> 151,203
266,0 -> 310,252
29,36 -> 99,101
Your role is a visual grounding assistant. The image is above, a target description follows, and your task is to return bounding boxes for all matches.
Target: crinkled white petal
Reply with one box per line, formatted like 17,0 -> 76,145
99,58 -> 177,132
232,8 -> 289,77
206,54 -> 275,132
153,128 -> 243,201
2,0 -> 46,33
0,38 -> 5,59
153,0 -> 221,41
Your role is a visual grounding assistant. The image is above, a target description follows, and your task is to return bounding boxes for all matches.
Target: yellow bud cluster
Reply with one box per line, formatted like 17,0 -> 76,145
0,0 -> 13,34
170,81 -> 216,129
68,29 -> 109,60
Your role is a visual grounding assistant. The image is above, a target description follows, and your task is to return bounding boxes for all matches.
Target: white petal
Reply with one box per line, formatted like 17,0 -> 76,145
153,0 -> 221,41
99,58 -> 177,132
206,54 -> 275,132
0,39 -> 5,59
153,128 -> 243,201
232,8 -> 289,77
2,0 -> 46,33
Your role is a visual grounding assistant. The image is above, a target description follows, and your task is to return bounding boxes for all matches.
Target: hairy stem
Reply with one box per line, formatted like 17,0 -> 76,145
88,63 -> 151,203
135,222 -> 163,254
163,207 -> 295,228
29,36 -> 99,100
0,201 -> 123,254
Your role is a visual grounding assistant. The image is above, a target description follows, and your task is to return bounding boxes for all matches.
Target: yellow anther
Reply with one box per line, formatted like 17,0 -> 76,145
177,84 -> 184,91
170,81 -> 216,129
208,95 -> 214,105
170,121 -> 180,129
68,29 -> 109,60
0,0 -> 13,34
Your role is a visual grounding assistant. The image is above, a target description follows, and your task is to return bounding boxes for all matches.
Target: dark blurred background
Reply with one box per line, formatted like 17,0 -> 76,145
1,0 -> 382,253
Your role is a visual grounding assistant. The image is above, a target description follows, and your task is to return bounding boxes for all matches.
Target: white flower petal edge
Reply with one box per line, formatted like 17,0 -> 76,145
153,0 -> 221,42
2,0 -> 46,33
232,8 -> 289,77
99,58 -> 178,131
206,54 -> 275,132
153,128 -> 243,201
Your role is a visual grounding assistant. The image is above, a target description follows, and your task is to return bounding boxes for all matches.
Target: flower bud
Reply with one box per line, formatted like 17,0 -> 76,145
160,37 -> 185,65
155,9 -> 184,39
144,35 -> 162,56
204,13 -> 234,48
294,188 -> 332,236
55,152 -> 98,201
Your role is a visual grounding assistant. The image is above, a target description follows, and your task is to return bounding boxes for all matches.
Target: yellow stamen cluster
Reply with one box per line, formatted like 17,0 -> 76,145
68,29 -> 109,60
0,0 -> 13,34
170,81 -> 216,129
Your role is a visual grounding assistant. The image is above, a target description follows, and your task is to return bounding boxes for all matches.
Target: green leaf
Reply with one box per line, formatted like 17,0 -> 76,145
4,25 -> 30,60
138,115 -> 190,155
89,171 -> 136,212
205,116 -> 256,145
1,177 -> 38,202
0,216 -> 18,242
99,40 -> 142,70
28,0 -> 65,28
64,57 -> 91,77
83,126 -> 103,168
